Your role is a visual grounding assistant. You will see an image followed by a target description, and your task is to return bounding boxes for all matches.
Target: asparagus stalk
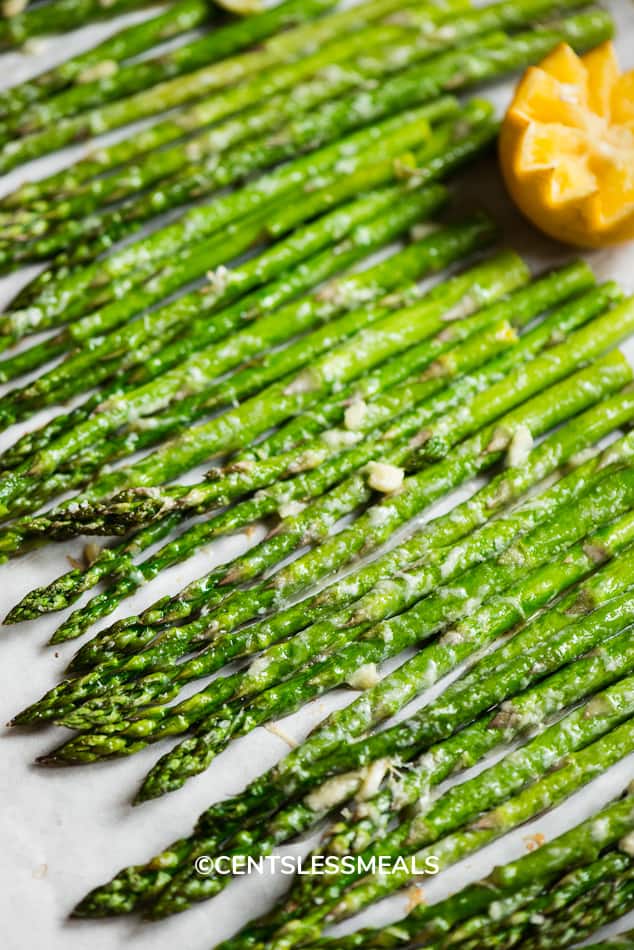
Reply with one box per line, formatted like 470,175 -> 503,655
156,663 -> 634,924
1,218 -> 487,564
0,104 -> 470,382
517,876 -> 634,950
14,318 -> 540,712
0,0 -> 220,117
4,6 -> 613,307
0,177 -> 444,420
132,489 -> 634,801
185,507 -> 634,852
6,281 -> 508,559
263,713 -> 634,941
0,1 -> 447,173
3,0 -> 574,234
61,338 -> 633,680
0,251 -> 523,519
23,369 -> 633,734
0,0 -> 583,214
2,257 -> 595,629
282,580 -> 634,824
105,715 -> 634,926
50,418 -> 634,720
0,0 -> 407,137
2,5 -> 483,232
46,462 -> 634,761
304,797 -> 634,950
0,16 -> 413,186
33,440 -> 634,736
86,297 -> 631,644
0,187 -> 454,473
326,583 -> 634,858
2,256 -> 536,632
1,0 -> 448,123
0,0 -> 160,47
0,97 -> 459,338
0,89 -> 484,271
70,629 -> 634,919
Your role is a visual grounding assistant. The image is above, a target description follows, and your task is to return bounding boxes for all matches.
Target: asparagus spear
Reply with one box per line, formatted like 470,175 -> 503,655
0,97 -> 459,338
88,298 -> 632,643
3,6 -> 612,304
185,522 -> 634,855
517,876 -> 634,950
0,211 -> 468,549
107,714 -> 634,926
0,87 -> 484,270
0,104 -> 472,382
1,5 -> 483,232
50,418 -> 634,720
2,0 -> 449,122
0,1 -> 445,173
327,582 -> 634,858
0,178 -> 445,418
6,289 -> 509,558
16,318 -> 540,708
0,187 -> 454,472
1,217 -> 487,561
3,0 -> 574,233
0,0 -> 160,47
134,496 -> 634,803
261,713 -> 634,942
0,251 -> 522,519
4,258 -> 598,632
0,16 -> 412,177
9,0 -> 570,141
155,663 -> 634,924
25,370 -> 634,733
282,582 -> 634,827
61,340 -> 633,679
304,799 -> 634,950
29,429 -> 634,740
46,462 -> 634,759
0,0 -> 220,117
0,0 -> 411,136
70,629 -> 634,919
0,0 -> 584,214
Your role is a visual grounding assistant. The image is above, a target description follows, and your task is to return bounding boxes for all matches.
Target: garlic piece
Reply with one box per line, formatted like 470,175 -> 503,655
367,461 -> 404,493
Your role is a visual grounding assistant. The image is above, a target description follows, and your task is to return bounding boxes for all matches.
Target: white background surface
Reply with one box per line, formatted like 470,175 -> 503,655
1,3 -> 634,949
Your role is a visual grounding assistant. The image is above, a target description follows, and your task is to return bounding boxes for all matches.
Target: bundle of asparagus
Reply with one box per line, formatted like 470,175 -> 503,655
1,2 -> 633,947
71,641 -> 634,923
300,789 -> 634,949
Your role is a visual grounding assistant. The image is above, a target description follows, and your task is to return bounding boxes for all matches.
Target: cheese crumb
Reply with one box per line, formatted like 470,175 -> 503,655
523,832 -> 545,852
206,265 -> 231,296
78,60 -> 118,84
305,772 -> 361,812
619,831 -> 634,857
357,759 -> 390,801
506,425 -> 534,468
278,500 -> 306,519
346,663 -> 380,690
2,0 -> 27,13
344,399 -> 367,431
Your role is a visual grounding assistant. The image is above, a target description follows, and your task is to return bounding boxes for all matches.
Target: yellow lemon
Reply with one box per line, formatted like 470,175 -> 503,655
499,41 -> 634,248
